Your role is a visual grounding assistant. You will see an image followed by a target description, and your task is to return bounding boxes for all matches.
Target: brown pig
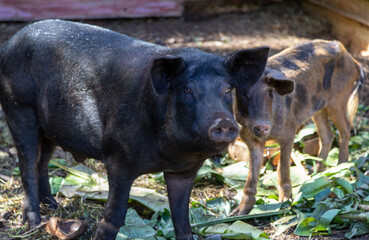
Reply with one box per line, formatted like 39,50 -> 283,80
230,39 -> 365,216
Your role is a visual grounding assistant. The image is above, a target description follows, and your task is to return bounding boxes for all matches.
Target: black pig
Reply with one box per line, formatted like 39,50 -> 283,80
0,20 -> 269,239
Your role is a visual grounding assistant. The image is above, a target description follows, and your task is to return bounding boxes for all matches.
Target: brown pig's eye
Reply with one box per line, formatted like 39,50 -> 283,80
185,88 -> 193,94
268,89 -> 273,97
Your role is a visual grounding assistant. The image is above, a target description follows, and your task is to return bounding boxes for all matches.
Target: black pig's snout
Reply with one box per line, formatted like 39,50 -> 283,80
208,118 -> 239,143
253,122 -> 270,138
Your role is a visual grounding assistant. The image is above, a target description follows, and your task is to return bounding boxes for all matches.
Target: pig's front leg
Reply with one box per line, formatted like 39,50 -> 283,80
164,164 -> 202,240
230,139 -> 265,216
277,137 -> 294,202
94,162 -> 136,240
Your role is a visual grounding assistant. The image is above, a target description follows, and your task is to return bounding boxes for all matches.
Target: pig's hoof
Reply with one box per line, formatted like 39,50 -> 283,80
42,197 -> 58,210
23,211 -> 42,229
229,205 -> 252,216
94,222 -> 119,240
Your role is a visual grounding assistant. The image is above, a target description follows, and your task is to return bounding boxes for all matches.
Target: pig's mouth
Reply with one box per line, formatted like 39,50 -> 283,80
253,131 -> 270,139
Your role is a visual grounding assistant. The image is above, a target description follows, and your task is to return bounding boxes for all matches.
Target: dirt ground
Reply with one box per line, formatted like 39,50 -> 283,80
0,1 -> 368,239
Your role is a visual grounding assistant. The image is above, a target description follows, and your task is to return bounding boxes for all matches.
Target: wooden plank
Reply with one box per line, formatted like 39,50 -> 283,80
0,0 -> 183,21
302,1 -> 369,55
306,0 -> 369,27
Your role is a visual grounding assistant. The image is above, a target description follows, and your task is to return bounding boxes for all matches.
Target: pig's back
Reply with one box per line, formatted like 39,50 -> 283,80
268,40 -> 359,125
0,20 -> 170,159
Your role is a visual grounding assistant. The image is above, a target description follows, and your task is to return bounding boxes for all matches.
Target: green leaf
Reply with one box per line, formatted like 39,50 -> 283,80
297,177 -> 332,199
197,223 -> 229,235
325,148 -> 339,167
116,208 -> 156,240
294,217 -> 317,236
271,216 -> 298,238
345,221 -> 369,239
49,177 -> 64,195
260,166 -> 309,189
313,209 -> 340,232
195,165 -> 224,184
222,161 -> 248,181
129,187 -> 169,213
332,187 -> 345,199
224,220 -> 269,239
205,197 -> 232,217
336,179 -> 353,194
189,204 -> 217,224
250,202 -> 286,215
294,123 -> 316,143
314,188 -> 331,202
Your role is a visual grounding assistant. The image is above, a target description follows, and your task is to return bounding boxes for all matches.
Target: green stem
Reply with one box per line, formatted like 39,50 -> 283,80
340,212 -> 369,221
191,210 -> 289,229
49,159 -> 91,181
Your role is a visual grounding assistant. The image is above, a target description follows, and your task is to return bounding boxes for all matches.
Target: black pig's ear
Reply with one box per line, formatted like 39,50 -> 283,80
151,55 -> 186,94
268,76 -> 295,96
225,47 -> 269,89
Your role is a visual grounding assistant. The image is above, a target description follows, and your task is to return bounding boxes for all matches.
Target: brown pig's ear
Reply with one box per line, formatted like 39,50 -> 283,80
224,47 -> 269,89
268,76 -> 295,95
151,55 -> 186,94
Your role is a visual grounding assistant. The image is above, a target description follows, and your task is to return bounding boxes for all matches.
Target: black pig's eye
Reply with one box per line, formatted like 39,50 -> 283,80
185,88 -> 193,94
225,87 -> 231,94
268,89 -> 273,97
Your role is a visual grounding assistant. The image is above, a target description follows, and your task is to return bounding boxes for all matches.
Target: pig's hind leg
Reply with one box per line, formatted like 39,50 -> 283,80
328,106 -> 351,165
312,109 -> 334,172
37,136 -> 57,209
3,106 -> 43,228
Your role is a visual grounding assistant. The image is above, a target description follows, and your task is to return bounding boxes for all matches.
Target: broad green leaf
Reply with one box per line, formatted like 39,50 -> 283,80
294,123 -> 316,143
311,203 -> 329,220
313,209 -> 340,232
294,217 -> 317,236
195,165 -> 224,184
189,205 -> 217,224
314,188 -> 331,202
336,179 -> 353,194
345,221 -> 369,239
205,197 -> 232,217
49,177 -> 64,195
197,223 -> 229,235
271,216 -> 298,238
325,148 -> 339,167
129,187 -> 169,212
224,220 -> 269,239
256,187 -> 278,198
271,215 -> 297,227
297,177 -> 332,199
332,187 -> 345,199
222,161 -> 248,181
116,208 -> 156,240
250,202 -> 286,215
320,162 -> 355,177
152,208 -> 174,238
260,166 -> 309,189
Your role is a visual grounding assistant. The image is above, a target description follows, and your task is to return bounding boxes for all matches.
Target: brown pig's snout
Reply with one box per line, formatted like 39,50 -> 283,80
253,122 -> 271,138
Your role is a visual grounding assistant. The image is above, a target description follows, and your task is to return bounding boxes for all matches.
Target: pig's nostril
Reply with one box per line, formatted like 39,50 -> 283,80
253,124 -> 270,137
209,120 -> 239,143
